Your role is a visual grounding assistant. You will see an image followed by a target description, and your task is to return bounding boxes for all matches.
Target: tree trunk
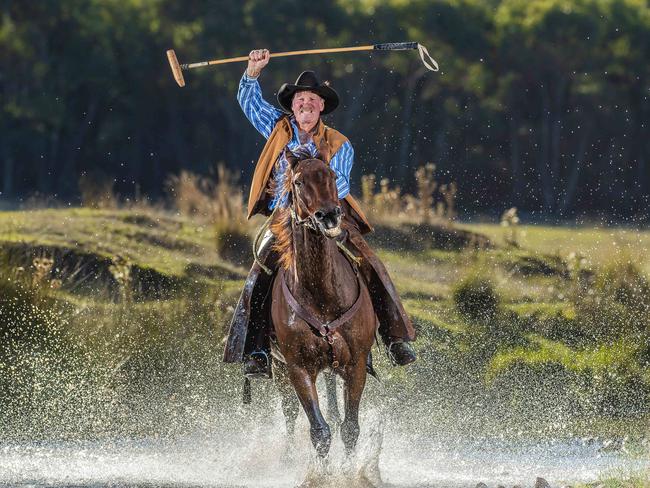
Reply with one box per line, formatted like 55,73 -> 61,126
396,65 -> 427,182
57,98 -> 99,194
559,121 -> 591,215
538,84 -> 553,212
550,77 -> 567,213
2,150 -> 14,199
509,109 -> 522,204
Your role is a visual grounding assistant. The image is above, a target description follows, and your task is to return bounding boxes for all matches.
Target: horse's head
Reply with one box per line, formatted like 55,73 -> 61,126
284,147 -> 342,238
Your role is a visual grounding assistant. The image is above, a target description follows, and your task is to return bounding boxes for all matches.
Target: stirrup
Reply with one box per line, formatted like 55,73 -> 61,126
243,351 -> 271,379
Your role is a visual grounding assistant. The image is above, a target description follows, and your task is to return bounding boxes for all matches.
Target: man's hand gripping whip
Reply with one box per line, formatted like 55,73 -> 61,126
166,42 -> 438,87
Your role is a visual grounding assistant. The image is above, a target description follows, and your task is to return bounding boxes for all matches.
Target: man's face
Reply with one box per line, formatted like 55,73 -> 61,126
291,90 -> 325,129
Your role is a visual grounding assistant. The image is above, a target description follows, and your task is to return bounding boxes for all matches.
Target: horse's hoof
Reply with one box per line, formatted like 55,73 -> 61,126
310,425 -> 332,457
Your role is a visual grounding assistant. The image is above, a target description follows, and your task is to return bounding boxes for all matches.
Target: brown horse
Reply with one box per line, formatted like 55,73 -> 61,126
269,148 -> 376,458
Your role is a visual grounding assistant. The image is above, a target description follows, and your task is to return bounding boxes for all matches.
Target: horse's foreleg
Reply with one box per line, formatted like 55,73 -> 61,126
273,360 -> 299,438
341,359 -> 368,455
323,370 -> 341,429
288,365 -> 331,457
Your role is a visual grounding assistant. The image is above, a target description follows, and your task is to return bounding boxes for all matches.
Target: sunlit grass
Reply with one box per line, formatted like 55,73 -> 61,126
461,223 -> 650,274
2,207 -> 650,438
486,335 -> 644,383
0,208 -> 244,279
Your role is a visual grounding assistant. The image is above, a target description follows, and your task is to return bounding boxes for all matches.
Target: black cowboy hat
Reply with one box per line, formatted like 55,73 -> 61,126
277,71 -> 339,115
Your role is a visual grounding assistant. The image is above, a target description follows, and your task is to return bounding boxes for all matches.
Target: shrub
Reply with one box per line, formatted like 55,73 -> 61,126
215,220 -> 252,267
452,274 -> 500,323
358,165 -> 457,225
571,258 -> 650,342
166,163 -> 245,224
594,260 -> 650,312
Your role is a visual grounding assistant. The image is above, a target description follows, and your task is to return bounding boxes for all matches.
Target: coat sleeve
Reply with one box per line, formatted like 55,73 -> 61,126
237,73 -> 284,139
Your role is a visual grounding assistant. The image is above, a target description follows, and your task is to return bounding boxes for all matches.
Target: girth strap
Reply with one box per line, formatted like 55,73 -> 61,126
279,268 -> 364,348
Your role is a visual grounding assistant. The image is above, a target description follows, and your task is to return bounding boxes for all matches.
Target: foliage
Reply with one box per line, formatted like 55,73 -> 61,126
1,0 -> 649,219
483,255 -> 650,416
78,172 -> 119,209
571,257 -> 650,342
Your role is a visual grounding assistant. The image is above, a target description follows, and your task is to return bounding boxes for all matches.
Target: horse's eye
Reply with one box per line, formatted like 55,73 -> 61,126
294,180 -> 303,188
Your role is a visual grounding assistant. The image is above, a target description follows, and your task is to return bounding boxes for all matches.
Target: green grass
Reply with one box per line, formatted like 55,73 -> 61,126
575,476 -> 650,488
0,208 -> 243,279
505,301 -> 576,320
486,335 -> 645,383
461,223 -> 650,274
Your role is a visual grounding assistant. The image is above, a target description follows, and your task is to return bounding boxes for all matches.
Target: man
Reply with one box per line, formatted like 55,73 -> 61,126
223,49 -> 416,377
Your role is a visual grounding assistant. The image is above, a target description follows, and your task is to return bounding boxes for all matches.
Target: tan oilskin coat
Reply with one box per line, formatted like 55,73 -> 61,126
246,116 -> 372,234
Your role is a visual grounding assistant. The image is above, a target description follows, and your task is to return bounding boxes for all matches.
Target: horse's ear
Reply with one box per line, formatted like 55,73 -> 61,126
316,139 -> 331,163
284,148 -> 299,170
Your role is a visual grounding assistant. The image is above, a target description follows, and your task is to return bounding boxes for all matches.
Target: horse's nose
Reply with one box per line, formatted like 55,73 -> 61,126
315,205 -> 342,229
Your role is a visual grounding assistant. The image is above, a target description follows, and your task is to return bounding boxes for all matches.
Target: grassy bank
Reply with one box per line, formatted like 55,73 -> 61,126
1,208 -> 649,442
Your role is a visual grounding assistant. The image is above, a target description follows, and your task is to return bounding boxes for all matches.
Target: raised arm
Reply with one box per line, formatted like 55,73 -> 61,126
236,49 -> 283,139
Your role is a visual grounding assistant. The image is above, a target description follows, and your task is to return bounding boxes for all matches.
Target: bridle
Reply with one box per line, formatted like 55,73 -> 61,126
287,165 -> 336,236
288,162 -> 362,265
288,185 -> 320,233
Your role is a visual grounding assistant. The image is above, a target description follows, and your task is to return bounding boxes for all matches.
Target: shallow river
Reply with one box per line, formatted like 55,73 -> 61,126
1,409 -> 647,488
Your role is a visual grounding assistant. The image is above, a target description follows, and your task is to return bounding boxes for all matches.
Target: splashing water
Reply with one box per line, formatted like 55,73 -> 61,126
1,400 -> 648,488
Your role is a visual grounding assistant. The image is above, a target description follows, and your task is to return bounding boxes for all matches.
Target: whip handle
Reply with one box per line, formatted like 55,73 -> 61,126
373,42 -> 419,50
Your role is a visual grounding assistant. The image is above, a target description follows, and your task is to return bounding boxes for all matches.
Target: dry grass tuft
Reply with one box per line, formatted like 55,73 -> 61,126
109,256 -> 133,303
501,207 -> 520,247
166,164 -> 251,265
78,173 -> 118,209
361,163 -> 457,225
166,164 -> 244,224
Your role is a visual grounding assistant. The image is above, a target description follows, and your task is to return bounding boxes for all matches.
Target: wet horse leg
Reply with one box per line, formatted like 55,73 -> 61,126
323,370 -> 341,429
288,365 -> 331,457
273,359 -> 299,438
341,359 -> 368,455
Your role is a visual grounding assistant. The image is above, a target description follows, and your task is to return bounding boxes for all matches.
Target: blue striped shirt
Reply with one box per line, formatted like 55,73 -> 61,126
237,73 -> 353,210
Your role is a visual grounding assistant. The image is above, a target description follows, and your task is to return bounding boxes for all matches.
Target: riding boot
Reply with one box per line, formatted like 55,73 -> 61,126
223,231 -> 276,378
341,216 -> 417,366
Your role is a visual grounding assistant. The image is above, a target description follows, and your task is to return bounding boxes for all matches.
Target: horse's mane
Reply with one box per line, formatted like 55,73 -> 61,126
269,148 -> 316,270
270,202 -> 293,270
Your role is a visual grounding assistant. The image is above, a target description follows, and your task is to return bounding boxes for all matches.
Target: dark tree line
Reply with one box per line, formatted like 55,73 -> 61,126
1,0 -> 648,220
